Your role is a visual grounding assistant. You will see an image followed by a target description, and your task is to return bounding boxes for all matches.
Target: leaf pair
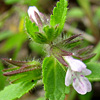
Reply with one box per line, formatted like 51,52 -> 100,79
2,58 -> 42,83
25,0 -> 68,44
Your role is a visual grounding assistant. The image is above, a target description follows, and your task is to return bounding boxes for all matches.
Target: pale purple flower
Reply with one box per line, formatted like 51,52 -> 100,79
65,68 -> 91,94
63,56 -> 92,94
63,56 -> 86,72
28,6 -> 42,26
28,6 -> 48,27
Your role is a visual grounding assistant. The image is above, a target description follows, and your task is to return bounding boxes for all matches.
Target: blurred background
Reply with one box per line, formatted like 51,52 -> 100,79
0,0 -> 100,100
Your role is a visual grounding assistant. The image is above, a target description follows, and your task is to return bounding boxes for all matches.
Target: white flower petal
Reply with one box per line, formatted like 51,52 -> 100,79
82,68 -> 92,76
28,6 -> 40,24
81,77 -> 92,92
65,69 -> 72,86
63,56 -> 86,72
73,78 -> 87,94
73,76 -> 92,94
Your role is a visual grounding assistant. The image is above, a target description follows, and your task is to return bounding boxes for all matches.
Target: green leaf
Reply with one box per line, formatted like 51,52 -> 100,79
36,97 -> 45,100
4,0 -> 38,5
20,0 -> 38,5
43,25 -> 55,41
2,58 -> 40,68
91,42 -> 100,61
0,31 -> 13,41
0,62 -> 6,91
42,56 -> 69,100
34,32 -> 48,43
0,33 -> 26,54
67,7 -> 84,18
4,0 -> 20,4
50,0 -> 68,34
77,0 -> 91,16
9,68 -> 41,83
25,17 -> 39,38
0,81 -> 37,100
3,59 -> 42,83
86,62 -> 100,81
29,42 -> 46,56
25,17 -> 48,44
93,7 -> 100,25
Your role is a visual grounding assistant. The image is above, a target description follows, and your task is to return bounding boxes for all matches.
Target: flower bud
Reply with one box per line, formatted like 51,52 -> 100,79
28,6 -> 43,26
28,6 -> 48,27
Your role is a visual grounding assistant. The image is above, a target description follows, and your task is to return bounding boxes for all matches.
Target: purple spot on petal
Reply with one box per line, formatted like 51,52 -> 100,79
73,78 -> 76,82
80,75 -> 84,77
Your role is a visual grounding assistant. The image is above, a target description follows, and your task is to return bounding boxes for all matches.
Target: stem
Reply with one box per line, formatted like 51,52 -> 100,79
68,87 -> 77,100
86,13 -> 100,44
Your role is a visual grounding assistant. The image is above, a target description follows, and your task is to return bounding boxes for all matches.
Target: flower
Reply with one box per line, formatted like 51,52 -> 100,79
51,35 -> 94,94
63,56 -> 92,95
65,67 -> 92,94
28,6 -> 48,27
28,6 -> 42,26
63,56 -> 86,72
